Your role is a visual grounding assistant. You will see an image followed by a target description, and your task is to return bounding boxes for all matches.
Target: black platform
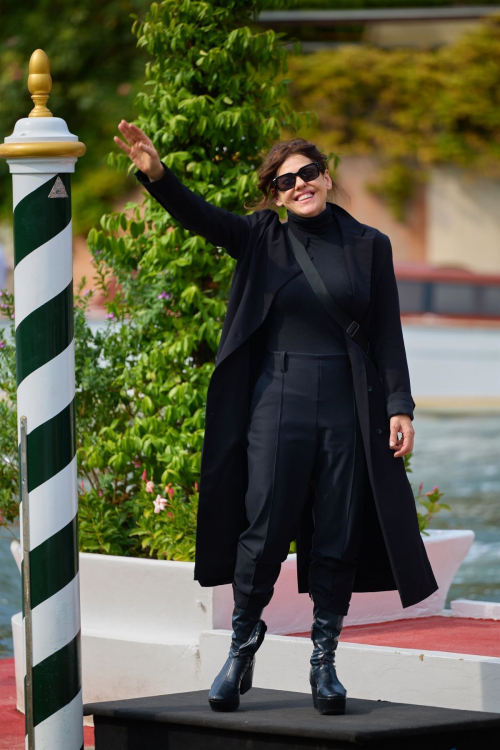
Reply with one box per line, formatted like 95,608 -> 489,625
84,687 -> 500,749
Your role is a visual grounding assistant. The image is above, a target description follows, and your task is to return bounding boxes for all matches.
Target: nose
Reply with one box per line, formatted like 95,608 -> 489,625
295,176 -> 307,191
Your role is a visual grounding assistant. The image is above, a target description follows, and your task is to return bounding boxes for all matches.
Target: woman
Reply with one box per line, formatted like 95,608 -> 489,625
115,121 -> 438,716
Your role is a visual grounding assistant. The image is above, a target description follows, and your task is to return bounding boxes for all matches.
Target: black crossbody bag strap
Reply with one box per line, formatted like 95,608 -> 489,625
285,224 -> 371,358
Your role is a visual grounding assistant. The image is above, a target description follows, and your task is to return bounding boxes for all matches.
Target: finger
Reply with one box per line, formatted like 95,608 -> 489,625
139,142 -> 157,155
114,136 -> 131,155
394,434 -> 412,457
389,428 -> 403,449
117,124 -> 134,149
128,122 -> 150,140
121,122 -> 145,146
129,123 -> 154,148
118,119 -> 132,135
120,121 -> 140,145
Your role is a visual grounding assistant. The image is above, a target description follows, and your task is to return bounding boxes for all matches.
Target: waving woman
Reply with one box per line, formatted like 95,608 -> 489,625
115,120 -> 437,716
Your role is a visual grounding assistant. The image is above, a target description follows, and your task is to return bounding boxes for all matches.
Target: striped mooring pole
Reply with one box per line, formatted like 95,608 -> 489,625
0,50 -> 85,749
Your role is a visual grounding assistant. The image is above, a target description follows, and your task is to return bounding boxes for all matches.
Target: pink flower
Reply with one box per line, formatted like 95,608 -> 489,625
132,459 -> 142,468
165,482 -> 175,497
98,490 -> 103,497
424,487 -> 439,497
141,469 -> 147,481
106,312 -> 115,320
157,291 -> 170,300
418,482 -> 423,493
145,480 -> 155,493
83,289 -> 91,296
153,495 -> 168,513
194,482 -> 198,492
0,341 -> 5,349
167,511 -> 173,519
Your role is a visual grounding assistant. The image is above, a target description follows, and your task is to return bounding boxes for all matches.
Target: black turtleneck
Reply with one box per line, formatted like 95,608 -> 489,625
261,202 -> 353,354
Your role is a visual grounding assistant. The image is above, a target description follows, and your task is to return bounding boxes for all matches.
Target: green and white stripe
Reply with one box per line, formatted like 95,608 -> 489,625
14,170 -> 82,750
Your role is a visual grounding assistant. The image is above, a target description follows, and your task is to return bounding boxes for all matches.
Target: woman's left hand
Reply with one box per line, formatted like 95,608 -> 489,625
389,414 -> 414,457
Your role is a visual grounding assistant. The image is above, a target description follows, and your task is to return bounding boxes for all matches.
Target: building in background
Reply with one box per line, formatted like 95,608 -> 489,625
257,4 -> 500,323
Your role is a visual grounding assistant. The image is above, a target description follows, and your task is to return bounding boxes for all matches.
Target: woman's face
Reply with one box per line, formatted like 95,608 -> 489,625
272,153 -> 332,217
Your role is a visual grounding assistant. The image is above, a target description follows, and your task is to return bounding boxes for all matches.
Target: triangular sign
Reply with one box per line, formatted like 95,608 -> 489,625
48,176 -> 68,199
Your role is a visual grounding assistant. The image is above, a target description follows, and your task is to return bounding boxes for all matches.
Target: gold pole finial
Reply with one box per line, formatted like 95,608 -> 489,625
27,49 -> 52,118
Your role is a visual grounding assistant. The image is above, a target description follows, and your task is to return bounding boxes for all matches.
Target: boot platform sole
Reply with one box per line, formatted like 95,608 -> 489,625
311,684 -> 346,715
208,660 -> 254,712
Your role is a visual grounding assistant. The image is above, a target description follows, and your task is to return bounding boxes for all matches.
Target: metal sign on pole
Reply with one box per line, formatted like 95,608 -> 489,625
0,49 -> 85,750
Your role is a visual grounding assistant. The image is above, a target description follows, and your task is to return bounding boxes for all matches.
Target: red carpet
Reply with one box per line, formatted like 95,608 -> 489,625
0,658 -> 95,749
290,615 -> 500,657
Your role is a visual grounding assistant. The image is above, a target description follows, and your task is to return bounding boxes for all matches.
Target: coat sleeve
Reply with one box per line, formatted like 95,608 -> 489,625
369,232 -> 416,421
135,162 -> 252,260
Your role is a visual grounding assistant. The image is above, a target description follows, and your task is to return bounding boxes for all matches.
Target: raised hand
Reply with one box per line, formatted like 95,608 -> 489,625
114,120 -> 165,182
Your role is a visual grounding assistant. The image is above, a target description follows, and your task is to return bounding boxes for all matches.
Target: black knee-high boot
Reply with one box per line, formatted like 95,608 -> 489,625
208,603 -> 267,712
309,604 -> 347,715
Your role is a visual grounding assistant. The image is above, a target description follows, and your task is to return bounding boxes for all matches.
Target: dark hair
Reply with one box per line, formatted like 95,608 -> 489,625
243,137 -> 349,212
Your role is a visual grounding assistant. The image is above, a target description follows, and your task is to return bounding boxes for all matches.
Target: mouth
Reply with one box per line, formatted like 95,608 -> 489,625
294,192 -> 314,203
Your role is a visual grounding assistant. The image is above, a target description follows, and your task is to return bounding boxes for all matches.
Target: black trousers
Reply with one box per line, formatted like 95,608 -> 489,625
232,349 -> 369,616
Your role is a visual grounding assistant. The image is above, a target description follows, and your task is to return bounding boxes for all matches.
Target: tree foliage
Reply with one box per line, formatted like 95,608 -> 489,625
285,12 -> 500,219
0,0 -> 153,232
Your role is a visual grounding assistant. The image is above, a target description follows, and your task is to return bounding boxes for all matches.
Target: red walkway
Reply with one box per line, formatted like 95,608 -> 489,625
290,615 -> 500,657
0,658 -> 95,749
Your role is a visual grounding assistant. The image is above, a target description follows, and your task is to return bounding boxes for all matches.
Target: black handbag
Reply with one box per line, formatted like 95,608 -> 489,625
284,223 -> 372,359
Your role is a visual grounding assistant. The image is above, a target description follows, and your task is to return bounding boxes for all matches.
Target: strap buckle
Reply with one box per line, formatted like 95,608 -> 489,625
346,321 -> 360,337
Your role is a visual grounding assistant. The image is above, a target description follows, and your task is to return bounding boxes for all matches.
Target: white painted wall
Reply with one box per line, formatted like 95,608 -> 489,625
200,631 -> 500,714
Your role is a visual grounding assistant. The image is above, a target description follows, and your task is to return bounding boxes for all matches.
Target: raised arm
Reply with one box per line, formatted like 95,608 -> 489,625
114,120 -> 250,259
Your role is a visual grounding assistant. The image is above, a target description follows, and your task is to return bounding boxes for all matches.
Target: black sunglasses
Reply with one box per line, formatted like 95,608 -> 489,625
272,162 -> 323,192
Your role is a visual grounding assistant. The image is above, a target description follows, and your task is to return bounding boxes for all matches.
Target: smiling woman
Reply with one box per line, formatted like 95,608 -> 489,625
116,120 -> 434,716
244,138 -> 349,214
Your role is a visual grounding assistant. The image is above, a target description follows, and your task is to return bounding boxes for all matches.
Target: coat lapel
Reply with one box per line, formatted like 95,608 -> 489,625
331,203 -> 375,324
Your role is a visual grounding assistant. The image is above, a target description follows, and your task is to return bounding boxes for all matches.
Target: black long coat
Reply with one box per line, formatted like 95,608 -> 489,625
137,165 -> 438,609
